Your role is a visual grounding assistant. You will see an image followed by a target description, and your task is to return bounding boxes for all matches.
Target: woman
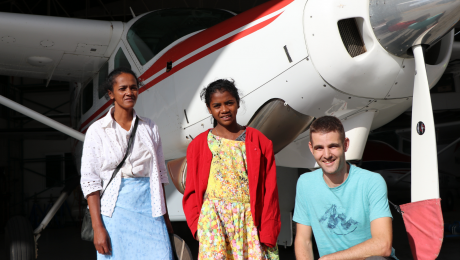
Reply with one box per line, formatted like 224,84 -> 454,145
80,67 -> 174,259
182,79 -> 281,259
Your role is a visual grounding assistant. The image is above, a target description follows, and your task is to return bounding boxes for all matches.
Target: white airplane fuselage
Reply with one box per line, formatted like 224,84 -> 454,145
74,0 -> 452,167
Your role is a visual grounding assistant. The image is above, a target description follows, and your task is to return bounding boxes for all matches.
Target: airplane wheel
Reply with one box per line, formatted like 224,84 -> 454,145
172,234 -> 193,260
4,216 -> 35,260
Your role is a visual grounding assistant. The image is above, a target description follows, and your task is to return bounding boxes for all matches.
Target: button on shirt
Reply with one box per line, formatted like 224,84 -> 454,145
80,107 -> 169,218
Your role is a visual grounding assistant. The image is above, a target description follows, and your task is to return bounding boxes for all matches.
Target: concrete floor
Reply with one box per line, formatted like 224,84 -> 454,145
1,197 -> 459,259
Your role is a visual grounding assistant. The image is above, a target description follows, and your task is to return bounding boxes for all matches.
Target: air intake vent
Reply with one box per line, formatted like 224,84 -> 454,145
338,18 -> 366,58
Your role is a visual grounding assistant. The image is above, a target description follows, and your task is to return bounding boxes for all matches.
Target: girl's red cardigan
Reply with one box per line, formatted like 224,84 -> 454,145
182,127 -> 281,247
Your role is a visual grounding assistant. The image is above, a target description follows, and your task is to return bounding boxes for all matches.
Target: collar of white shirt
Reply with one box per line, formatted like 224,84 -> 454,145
101,106 -> 146,129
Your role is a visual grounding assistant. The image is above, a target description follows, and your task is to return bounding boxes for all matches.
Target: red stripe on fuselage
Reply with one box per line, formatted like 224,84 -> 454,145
140,0 -> 293,82
79,0 -> 292,131
139,13 -> 282,94
80,99 -> 112,130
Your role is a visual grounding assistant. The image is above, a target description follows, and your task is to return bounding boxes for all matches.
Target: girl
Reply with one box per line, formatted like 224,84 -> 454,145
80,67 -> 174,259
182,79 -> 281,259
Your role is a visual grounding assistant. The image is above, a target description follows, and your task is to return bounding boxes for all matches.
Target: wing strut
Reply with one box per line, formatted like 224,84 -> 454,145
0,94 -> 85,142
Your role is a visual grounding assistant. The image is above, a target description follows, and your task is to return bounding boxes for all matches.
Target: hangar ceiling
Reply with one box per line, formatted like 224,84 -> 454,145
0,0 -> 270,21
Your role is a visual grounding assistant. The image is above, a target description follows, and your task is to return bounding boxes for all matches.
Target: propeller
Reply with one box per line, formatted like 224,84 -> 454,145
398,45 -> 444,260
370,0 -> 460,257
410,45 -> 439,202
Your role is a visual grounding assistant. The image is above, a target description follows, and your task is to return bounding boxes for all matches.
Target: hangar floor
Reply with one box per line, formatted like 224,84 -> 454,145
1,197 -> 459,260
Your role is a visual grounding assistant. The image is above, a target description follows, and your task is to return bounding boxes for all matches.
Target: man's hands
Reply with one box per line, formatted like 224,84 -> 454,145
318,217 -> 393,260
295,218 -> 392,260
93,226 -> 112,255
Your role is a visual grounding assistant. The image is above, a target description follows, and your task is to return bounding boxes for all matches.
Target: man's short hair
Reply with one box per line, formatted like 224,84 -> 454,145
310,116 -> 345,143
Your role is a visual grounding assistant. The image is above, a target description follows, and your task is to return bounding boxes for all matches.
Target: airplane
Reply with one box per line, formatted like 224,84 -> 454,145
1,0 -> 460,259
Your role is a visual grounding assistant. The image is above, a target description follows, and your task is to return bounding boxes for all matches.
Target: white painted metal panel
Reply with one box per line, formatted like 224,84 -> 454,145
172,1 -> 308,127
0,12 -> 123,82
368,97 -> 412,130
238,58 -> 373,168
0,46 -> 63,79
136,76 -> 183,160
304,0 -> 404,99
56,54 -> 108,83
386,31 -> 454,99
341,111 -> 375,161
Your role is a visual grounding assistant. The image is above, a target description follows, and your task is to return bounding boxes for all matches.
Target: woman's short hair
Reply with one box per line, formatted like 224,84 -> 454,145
102,67 -> 142,99
200,79 -> 241,107
309,116 -> 345,143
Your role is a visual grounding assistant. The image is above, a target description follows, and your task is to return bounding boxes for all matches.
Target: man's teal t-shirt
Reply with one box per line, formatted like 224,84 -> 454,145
293,164 -> 394,257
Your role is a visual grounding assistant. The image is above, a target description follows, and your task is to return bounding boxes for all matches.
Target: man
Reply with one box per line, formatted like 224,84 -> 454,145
294,116 -> 396,260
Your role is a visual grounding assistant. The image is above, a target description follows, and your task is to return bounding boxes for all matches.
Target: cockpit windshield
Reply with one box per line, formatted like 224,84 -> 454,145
127,9 -> 234,65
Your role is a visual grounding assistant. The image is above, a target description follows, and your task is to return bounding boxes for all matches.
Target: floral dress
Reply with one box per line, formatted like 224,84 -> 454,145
197,131 -> 279,260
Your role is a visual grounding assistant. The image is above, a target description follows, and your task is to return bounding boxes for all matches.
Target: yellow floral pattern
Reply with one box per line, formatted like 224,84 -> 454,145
197,131 -> 279,260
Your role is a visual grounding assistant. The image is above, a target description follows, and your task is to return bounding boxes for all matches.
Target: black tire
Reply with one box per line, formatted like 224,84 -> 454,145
4,216 -> 35,260
172,234 -> 193,260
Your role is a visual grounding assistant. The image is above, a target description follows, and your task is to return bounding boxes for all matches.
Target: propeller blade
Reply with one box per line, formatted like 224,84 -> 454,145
411,45 -> 439,203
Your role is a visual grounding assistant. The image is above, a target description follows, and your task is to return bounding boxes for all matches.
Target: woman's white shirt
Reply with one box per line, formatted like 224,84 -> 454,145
80,107 -> 169,218
113,112 -> 151,178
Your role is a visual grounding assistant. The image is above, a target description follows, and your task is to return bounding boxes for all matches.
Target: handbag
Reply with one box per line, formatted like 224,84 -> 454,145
81,117 -> 139,242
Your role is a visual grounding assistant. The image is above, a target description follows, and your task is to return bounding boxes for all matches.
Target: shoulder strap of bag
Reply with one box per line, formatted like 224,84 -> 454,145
100,117 -> 139,198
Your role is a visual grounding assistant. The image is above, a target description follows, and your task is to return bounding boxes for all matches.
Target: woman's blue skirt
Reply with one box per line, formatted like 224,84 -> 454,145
97,177 -> 173,260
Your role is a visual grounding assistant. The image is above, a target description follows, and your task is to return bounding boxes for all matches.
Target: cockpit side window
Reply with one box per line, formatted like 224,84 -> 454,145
98,62 -> 109,99
114,48 -> 132,70
82,81 -> 94,115
127,9 -> 234,65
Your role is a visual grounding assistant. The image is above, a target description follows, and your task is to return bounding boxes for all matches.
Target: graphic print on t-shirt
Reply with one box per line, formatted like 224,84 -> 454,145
319,204 -> 358,236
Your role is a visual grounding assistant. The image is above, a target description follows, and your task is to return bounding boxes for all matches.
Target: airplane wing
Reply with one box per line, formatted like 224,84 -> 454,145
0,12 -> 124,83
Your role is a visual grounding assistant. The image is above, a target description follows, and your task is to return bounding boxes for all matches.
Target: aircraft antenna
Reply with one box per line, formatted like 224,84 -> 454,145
130,7 -> 136,18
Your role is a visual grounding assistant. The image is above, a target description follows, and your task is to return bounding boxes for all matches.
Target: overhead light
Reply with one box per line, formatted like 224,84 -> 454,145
27,56 -> 53,67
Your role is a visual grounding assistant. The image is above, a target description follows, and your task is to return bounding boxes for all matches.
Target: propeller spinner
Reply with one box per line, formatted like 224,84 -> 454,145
370,0 -> 460,58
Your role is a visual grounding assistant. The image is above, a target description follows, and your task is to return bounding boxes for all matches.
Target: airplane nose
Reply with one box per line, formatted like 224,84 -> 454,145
369,0 -> 460,58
